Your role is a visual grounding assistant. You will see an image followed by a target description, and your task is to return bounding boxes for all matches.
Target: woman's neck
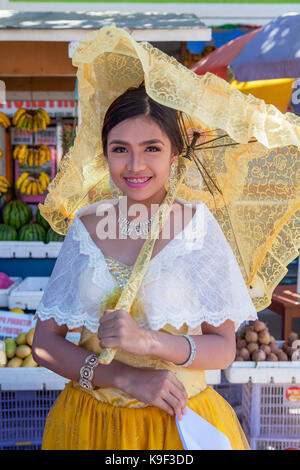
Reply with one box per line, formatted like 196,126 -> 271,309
119,188 -> 168,221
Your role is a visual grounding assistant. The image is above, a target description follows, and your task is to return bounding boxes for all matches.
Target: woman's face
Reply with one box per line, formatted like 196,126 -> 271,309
106,115 -> 178,204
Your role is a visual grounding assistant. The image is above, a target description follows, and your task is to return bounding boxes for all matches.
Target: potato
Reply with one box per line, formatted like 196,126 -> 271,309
251,350 -> 266,361
266,353 -> 278,361
288,332 -> 298,346
269,336 -> 276,344
260,344 -> 271,355
247,342 -> 259,354
236,338 -> 247,349
253,320 -> 266,333
245,330 -> 258,343
258,329 -> 271,345
235,356 -> 244,361
239,347 -> 250,360
270,343 -> 280,354
276,350 -> 288,361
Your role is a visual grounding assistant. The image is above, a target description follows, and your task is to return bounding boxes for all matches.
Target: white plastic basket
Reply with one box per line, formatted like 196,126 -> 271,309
8,277 -> 50,310
249,437 -> 300,450
225,361 -> 300,384
241,383 -> 300,442
0,277 -> 22,307
0,241 -> 63,258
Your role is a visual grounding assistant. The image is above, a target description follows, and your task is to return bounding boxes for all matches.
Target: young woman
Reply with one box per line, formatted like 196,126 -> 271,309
32,85 -> 258,450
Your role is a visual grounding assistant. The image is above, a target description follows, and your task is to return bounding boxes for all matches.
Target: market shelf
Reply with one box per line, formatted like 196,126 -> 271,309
0,241 -> 63,259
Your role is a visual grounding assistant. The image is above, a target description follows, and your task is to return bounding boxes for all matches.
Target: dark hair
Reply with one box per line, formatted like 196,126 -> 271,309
101,84 -> 184,156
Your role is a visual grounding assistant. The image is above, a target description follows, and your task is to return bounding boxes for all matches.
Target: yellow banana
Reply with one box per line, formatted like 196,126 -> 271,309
13,146 -> 20,160
19,177 -> 31,194
36,181 -> 44,194
0,149 -> 2,160
26,116 -> 33,132
16,172 -> 29,189
13,108 -> 26,126
25,181 -> 33,195
29,150 -> 34,167
16,113 -> 27,130
33,115 -> 38,133
37,108 -> 51,126
31,181 -> 38,196
0,112 -> 10,128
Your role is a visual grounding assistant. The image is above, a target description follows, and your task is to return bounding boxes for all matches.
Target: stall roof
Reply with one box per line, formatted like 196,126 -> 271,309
0,10 -> 211,42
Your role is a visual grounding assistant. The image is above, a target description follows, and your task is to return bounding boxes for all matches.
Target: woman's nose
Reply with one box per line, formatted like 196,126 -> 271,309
126,152 -> 146,172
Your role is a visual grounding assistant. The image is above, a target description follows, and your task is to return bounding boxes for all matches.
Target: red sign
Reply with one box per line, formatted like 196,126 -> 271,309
0,100 -> 76,118
286,386 -> 300,402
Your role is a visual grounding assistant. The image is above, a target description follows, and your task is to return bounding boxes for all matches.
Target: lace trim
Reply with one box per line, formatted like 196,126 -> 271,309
34,304 -> 99,333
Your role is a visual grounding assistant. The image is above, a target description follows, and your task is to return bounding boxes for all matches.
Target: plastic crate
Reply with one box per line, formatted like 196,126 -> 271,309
0,389 -> 60,449
0,241 -> 63,258
8,277 -> 49,310
249,437 -> 300,451
0,277 -> 22,308
241,383 -> 300,442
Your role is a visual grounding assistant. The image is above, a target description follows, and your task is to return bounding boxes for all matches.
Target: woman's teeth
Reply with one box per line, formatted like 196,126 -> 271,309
126,177 -> 151,183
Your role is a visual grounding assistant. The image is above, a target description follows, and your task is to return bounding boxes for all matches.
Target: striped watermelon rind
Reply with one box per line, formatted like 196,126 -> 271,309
0,223 -> 18,241
18,222 -> 46,242
36,208 -> 50,230
3,200 -> 33,230
46,227 -> 65,243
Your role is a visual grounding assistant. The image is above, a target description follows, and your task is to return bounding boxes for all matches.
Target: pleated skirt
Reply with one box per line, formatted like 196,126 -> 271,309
41,381 -> 250,450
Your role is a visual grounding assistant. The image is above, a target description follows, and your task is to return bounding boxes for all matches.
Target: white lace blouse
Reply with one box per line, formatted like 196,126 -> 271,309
35,197 -> 258,332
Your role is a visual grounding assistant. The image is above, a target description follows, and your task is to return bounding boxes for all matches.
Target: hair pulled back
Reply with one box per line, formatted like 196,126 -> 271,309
101,83 -> 184,156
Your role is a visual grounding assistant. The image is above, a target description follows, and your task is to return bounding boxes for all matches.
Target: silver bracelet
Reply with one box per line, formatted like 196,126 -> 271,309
79,353 -> 99,391
176,335 -> 196,367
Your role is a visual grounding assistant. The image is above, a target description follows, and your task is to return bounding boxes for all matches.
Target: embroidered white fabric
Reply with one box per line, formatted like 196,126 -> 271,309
35,198 -> 258,332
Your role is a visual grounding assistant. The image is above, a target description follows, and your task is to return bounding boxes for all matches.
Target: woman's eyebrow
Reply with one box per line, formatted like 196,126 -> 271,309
109,139 -> 165,146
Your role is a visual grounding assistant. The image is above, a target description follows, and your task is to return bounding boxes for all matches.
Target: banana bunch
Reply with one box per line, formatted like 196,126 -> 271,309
38,171 -> 50,191
13,144 -> 51,166
0,175 -> 10,194
0,112 -> 10,128
13,108 -> 51,132
16,171 -> 49,196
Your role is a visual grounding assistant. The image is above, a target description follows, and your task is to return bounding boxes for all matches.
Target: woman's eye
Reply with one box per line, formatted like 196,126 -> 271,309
146,146 -> 161,152
112,146 -> 127,153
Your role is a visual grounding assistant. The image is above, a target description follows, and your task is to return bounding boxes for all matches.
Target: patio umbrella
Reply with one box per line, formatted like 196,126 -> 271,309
191,27 -> 262,81
192,13 -> 300,83
231,12 -> 300,82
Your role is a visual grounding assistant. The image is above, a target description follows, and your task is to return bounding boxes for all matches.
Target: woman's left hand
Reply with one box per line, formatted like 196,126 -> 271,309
98,309 -> 152,356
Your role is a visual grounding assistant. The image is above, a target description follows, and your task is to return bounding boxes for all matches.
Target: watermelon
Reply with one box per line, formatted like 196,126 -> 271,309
3,200 -> 32,230
36,208 -> 50,230
18,222 -> 46,242
46,227 -> 65,243
0,223 -> 18,241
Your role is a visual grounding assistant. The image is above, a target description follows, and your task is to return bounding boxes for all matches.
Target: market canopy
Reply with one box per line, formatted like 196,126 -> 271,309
0,10 -> 211,42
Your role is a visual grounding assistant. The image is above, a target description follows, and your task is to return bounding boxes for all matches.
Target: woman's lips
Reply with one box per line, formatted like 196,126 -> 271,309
124,177 -> 152,188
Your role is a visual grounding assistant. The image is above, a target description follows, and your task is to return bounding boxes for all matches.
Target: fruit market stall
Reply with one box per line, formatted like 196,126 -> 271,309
224,320 -> 300,450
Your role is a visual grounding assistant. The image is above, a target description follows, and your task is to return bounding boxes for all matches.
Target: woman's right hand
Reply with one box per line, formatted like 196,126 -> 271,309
122,368 -> 188,420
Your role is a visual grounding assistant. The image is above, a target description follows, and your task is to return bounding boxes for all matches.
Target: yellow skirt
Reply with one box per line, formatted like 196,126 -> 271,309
42,381 -> 250,450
